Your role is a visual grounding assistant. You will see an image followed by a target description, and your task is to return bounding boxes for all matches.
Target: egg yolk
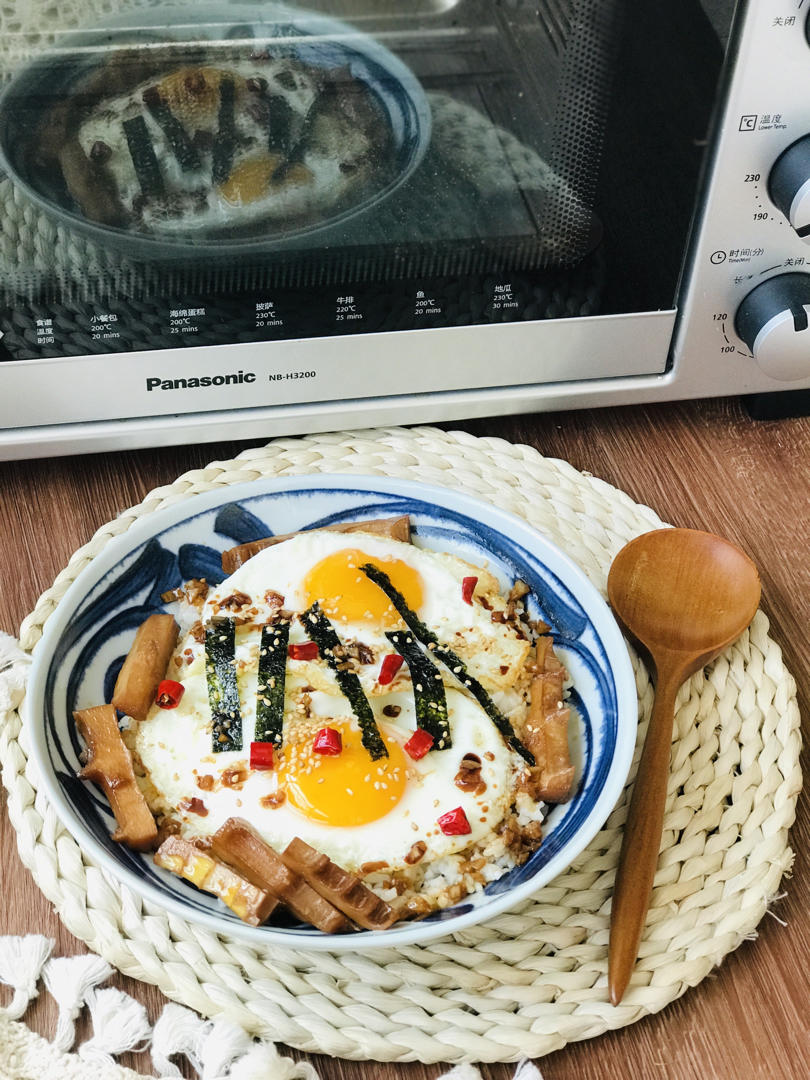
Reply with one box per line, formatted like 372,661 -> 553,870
302,548 -> 423,626
277,721 -> 407,827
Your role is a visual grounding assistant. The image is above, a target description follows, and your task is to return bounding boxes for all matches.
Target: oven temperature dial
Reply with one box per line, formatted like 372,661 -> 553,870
735,273 -> 810,380
768,135 -> 810,239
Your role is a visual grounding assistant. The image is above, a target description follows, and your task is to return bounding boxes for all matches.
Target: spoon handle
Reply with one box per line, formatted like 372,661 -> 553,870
608,671 -> 679,1006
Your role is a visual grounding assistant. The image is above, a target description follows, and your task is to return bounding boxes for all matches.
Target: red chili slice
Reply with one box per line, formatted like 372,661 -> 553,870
404,729 -> 434,760
378,653 -> 404,685
437,806 -> 472,836
461,576 -> 478,605
288,641 -> 319,661
312,727 -> 342,755
155,679 -> 185,708
250,741 -> 275,770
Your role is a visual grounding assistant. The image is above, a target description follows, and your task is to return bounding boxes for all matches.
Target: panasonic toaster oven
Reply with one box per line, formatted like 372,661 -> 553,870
1,0 -> 809,459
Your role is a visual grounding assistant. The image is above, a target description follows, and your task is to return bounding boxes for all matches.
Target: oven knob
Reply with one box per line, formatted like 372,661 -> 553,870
768,135 -> 810,238
735,272 -> 810,380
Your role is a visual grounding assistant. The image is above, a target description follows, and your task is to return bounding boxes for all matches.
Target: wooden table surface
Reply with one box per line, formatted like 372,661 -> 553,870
1,397 -> 807,1080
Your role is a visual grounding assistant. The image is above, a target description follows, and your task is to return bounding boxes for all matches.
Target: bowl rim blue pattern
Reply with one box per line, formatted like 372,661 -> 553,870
24,474 -> 636,950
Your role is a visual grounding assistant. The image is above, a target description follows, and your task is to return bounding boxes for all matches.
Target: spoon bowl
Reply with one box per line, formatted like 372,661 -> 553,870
609,528 -> 761,660
606,527 -> 760,1005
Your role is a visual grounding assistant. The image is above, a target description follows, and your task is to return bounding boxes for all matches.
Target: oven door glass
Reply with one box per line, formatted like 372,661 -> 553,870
0,0 -> 724,417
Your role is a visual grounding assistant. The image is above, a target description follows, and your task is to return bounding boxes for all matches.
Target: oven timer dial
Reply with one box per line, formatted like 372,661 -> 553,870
735,273 -> 810,380
768,135 -> 810,239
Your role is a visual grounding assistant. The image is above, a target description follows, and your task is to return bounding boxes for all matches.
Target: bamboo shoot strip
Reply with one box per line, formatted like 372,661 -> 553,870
255,620 -> 290,746
205,620 -> 242,752
212,76 -> 236,185
123,115 -> 165,198
143,88 -> 201,171
361,564 -> 535,765
385,631 -> 451,749
300,603 -> 388,761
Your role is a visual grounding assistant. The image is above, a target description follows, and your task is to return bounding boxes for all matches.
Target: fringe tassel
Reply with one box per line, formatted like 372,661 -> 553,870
0,935 -> 54,1020
227,1041 -> 323,1080
151,1003 -> 211,1077
436,1065 -> 544,1080
198,1017 -> 254,1079
42,953 -> 113,1051
514,1062 -> 545,1080
78,987 -> 151,1065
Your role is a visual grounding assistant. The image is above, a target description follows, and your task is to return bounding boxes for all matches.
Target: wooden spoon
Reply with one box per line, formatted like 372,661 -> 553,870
606,528 -> 760,1006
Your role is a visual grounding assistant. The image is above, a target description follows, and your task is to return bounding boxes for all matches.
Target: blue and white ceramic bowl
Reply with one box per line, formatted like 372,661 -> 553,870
25,475 -> 636,950
0,3 -> 431,258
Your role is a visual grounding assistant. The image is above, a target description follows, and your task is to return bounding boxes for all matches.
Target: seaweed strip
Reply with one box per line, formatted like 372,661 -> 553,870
122,115 -> 165,198
144,92 -> 201,171
300,603 -> 387,761
267,94 -> 294,155
272,88 -> 327,181
255,620 -> 290,746
361,564 -> 535,765
385,631 -> 451,749
212,75 -> 236,185
205,619 -> 242,752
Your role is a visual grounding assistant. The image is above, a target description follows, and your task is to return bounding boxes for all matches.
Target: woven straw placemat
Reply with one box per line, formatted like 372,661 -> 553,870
1,426 -> 802,1064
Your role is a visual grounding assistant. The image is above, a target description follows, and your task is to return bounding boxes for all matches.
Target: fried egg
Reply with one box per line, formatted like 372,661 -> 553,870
131,528 -> 543,896
135,685 -> 517,873
74,57 -> 381,235
201,530 -> 531,695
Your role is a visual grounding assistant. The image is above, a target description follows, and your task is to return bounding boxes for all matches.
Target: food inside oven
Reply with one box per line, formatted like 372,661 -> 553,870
40,51 -> 396,237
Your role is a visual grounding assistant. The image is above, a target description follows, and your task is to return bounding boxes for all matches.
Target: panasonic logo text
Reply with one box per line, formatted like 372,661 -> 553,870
146,371 -> 256,391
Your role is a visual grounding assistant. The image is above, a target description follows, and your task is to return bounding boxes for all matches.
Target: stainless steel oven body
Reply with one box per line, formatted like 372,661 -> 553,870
1,0 -> 809,459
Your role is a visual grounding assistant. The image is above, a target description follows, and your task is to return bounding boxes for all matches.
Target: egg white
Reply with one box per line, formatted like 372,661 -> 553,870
135,684 -> 519,873
200,530 -> 531,695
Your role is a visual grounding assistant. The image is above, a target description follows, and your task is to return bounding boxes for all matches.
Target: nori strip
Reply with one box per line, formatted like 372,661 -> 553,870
267,94 -> 294,155
212,76 -> 236,185
272,89 -> 327,181
205,619 -> 242,752
255,620 -> 290,746
385,630 -> 451,749
143,92 -> 201,171
122,115 -> 165,198
361,564 -> 535,765
300,603 -> 387,761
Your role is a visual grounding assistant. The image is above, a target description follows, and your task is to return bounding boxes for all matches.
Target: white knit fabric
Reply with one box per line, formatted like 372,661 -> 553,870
0,935 -> 545,1079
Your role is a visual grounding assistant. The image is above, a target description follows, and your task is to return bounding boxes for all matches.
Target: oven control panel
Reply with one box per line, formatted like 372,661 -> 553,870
673,0 -> 810,391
